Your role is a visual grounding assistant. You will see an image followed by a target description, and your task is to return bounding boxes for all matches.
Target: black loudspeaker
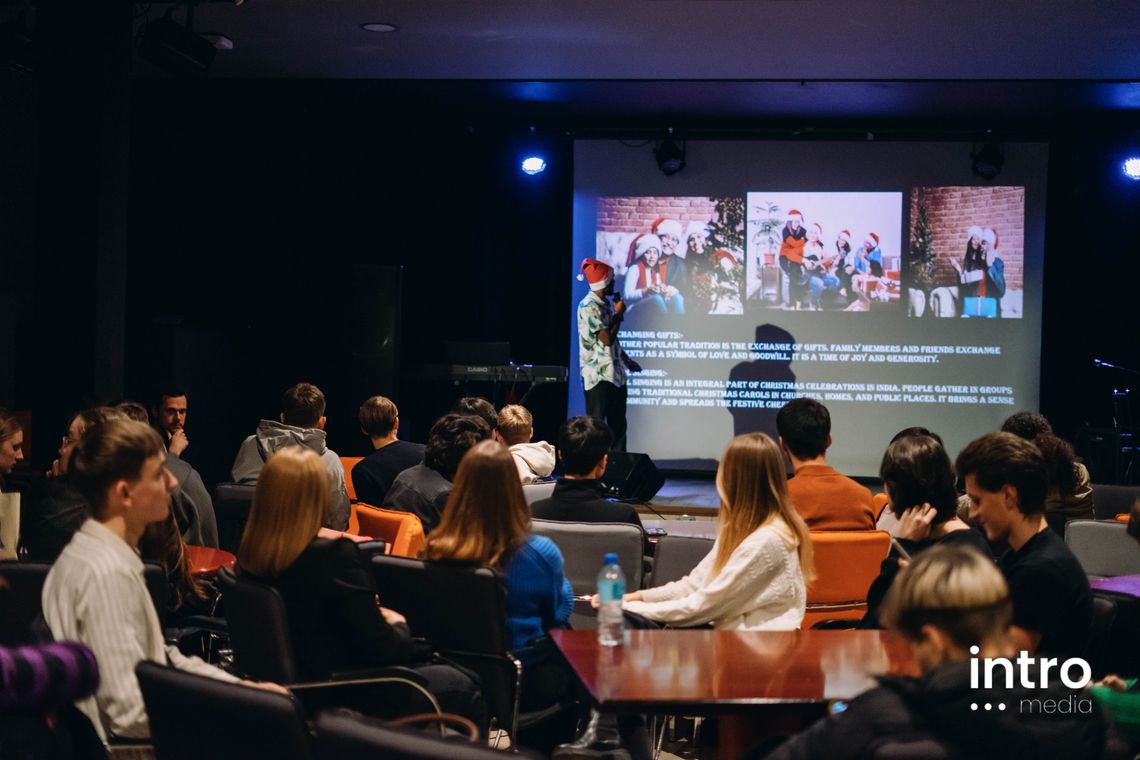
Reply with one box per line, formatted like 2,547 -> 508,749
350,265 -> 403,412
601,452 -> 665,503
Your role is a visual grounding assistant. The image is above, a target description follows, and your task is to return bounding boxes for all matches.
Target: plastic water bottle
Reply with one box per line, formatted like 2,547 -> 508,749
597,552 -> 626,646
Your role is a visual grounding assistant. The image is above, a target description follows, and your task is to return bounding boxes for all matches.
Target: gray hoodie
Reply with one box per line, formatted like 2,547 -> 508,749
231,419 -> 350,530
509,441 -> 556,484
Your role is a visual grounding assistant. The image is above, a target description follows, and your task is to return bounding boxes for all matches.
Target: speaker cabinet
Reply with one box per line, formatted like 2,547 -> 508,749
601,452 -> 664,503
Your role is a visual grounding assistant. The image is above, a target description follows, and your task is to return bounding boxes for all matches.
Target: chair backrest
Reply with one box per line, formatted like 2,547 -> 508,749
213,482 -> 256,554
370,555 -> 515,730
1090,483 -> 1140,521
1064,520 -> 1140,578
341,456 -> 364,501
216,567 -> 297,683
529,519 -> 644,594
808,531 -> 890,605
355,504 -> 426,557
137,660 -> 314,760
521,481 -> 556,505
1085,594 -> 1118,678
316,711 -> 508,760
649,535 -> 714,588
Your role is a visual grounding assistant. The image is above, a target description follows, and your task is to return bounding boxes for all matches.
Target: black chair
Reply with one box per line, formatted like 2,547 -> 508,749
0,560 -> 167,644
136,660 -> 314,760
213,482 -> 255,553
1090,482 -> 1140,521
370,554 -> 576,749
316,711 -> 517,760
1084,594 -> 1119,679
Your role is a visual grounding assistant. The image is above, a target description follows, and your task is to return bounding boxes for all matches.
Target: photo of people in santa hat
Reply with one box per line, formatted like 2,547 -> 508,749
908,186 -> 1025,319
594,196 -> 745,318
746,191 -> 903,312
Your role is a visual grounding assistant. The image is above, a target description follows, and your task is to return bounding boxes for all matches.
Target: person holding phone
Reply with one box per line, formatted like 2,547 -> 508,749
577,259 -> 642,452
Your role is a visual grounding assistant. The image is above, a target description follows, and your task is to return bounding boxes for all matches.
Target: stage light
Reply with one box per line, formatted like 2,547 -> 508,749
655,138 -> 686,176
971,141 -> 1004,181
1123,157 -> 1140,181
521,156 -> 547,175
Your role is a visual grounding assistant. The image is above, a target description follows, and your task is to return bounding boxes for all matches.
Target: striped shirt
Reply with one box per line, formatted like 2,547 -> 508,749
41,519 -> 238,743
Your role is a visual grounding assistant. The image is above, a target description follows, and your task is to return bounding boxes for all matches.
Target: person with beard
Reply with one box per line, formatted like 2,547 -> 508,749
650,217 -> 687,313
761,545 -> 1113,760
778,210 -> 808,309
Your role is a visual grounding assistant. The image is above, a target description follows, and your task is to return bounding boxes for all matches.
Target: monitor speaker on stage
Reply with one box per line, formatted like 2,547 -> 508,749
350,265 -> 403,410
601,452 -> 665,503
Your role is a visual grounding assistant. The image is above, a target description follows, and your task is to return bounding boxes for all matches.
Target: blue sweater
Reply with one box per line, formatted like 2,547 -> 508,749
503,536 -> 573,651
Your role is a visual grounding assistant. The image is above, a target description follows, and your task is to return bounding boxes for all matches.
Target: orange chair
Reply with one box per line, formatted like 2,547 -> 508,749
353,503 -> 426,558
340,456 -> 364,501
871,492 -> 890,522
801,530 -> 889,629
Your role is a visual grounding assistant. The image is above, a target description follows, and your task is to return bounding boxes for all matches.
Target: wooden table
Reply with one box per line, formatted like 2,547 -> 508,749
185,545 -> 237,576
551,628 -> 920,758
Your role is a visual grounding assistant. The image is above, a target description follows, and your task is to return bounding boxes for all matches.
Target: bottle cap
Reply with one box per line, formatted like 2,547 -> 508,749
604,553 -> 619,565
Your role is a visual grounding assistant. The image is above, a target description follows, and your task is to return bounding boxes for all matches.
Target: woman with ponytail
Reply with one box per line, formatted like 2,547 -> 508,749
622,433 -> 812,629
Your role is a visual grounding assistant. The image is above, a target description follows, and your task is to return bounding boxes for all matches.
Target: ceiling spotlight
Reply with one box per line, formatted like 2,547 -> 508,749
361,23 -> 398,33
971,141 -> 1004,181
521,156 -> 547,175
1123,157 -> 1140,181
655,138 -> 686,176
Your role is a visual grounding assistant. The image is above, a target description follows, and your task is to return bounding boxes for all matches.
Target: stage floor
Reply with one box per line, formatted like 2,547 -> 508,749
647,477 -> 720,513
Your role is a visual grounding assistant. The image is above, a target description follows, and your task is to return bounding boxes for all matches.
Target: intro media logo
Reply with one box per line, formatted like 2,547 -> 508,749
968,646 -> 1095,715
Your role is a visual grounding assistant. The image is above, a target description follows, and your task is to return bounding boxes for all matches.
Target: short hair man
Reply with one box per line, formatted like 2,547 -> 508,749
776,398 -> 875,530
384,412 -> 490,533
351,395 -> 425,506
231,382 -> 350,530
531,417 -> 646,551
152,386 -> 189,458
452,397 -> 500,441
497,404 -> 554,484
766,546 -> 1110,759
957,432 -> 1092,657
42,419 -> 280,742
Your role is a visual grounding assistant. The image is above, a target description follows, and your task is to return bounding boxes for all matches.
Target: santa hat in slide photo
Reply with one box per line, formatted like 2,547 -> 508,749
787,209 -> 804,223
838,229 -> 851,243
968,225 -> 983,241
686,221 -> 709,241
714,249 -> 737,270
578,258 -> 614,291
810,222 -> 823,236
651,218 -> 684,240
982,228 -> 996,247
865,232 -> 880,248
626,233 -> 663,266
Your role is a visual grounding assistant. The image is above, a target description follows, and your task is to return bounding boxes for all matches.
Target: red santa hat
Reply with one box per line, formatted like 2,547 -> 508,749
967,225 -> 983,241
865,232 -> 880,247
714,249 -> 737,270
982,228 -> 996,247
578,258 -> 614,291
686,221 -> 709,241
651,218 -> 684,240
626,233 -> 663,267
787,209 -> 804,223
838,229 -> 851,243
810,222 -> 823,236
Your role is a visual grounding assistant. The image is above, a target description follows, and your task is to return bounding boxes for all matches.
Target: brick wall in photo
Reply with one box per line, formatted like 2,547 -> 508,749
597,196 -> 720,233
908,186 -> 1024,291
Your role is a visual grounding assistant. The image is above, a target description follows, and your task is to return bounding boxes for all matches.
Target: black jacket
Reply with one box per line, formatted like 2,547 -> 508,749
19,478 -> 88,562
764,660 -> 1112,760
531,479 -> 648,554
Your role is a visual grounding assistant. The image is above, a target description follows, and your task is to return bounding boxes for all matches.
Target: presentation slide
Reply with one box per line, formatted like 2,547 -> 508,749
571,141 -> 1047,476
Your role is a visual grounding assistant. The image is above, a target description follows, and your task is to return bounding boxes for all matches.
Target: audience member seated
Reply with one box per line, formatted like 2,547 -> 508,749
452,396 -> 501,441
0,408 -> 25,487
497,404 -> 554,484
384,412 -> 490,533
531,416 -> 647,550
20,406 -> 124,562
237,447 -> 485,725
351,395 -> 425,506
957,432 -> 1093,658
776,398 -> 875,530
761,546 -> 1112,759
41,419 -> 281,743
151,385 -> 190,459
118,401 -> 218,548
425,440 -> 573,710
621,433 -> 813,629
139,509 -> 214,624
862,433 -> 991,628
1001,411 -> 1094,534
232,382 -> 350,531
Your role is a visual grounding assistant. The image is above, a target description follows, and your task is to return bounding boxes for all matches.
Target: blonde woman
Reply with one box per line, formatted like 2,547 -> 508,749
238,447 -> 485,724
622,433 -> 813,629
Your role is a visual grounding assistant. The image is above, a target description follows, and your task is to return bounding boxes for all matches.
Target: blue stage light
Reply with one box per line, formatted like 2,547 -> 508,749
521,156 -> 547,175
1123,157 -> 1140,181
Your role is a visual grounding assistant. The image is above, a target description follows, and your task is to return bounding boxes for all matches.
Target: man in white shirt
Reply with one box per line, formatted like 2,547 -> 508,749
42,418 -> 282,743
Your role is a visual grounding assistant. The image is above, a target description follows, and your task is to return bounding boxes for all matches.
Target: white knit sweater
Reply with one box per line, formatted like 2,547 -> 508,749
624,518 -> 806,630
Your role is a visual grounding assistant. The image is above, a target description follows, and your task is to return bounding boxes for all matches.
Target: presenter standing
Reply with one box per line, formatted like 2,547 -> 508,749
577,258 -> 641,452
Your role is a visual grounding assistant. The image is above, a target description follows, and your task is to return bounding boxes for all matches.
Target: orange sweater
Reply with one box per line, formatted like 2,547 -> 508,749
786,463 -> 876,530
